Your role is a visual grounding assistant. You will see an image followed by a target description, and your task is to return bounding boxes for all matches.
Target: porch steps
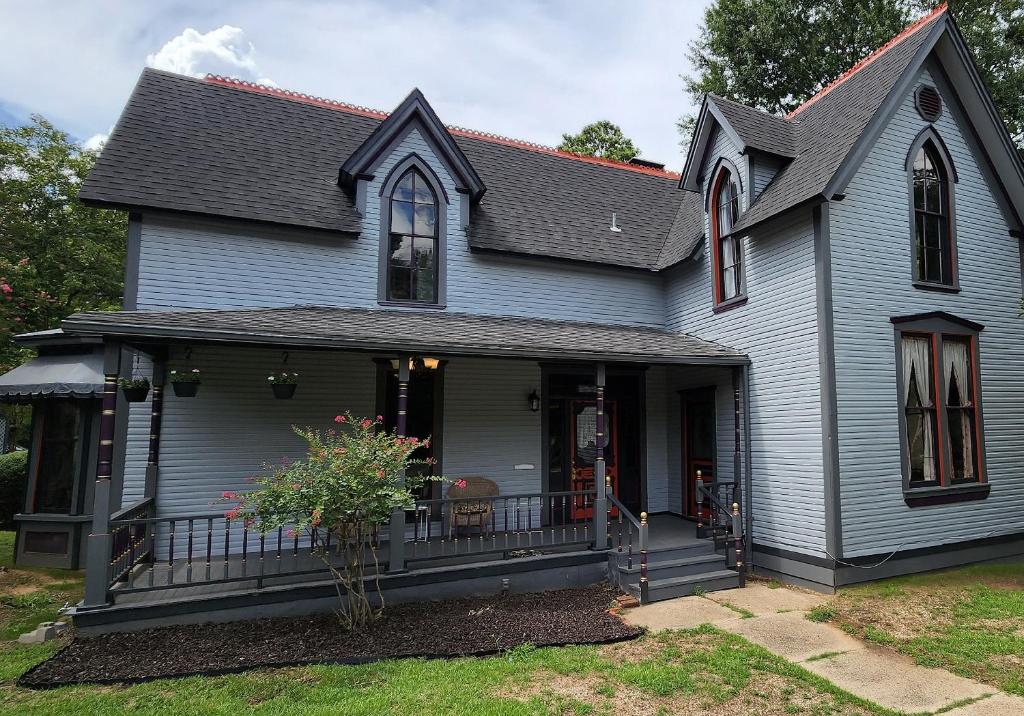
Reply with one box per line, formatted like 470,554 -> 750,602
610,539 -> 740,602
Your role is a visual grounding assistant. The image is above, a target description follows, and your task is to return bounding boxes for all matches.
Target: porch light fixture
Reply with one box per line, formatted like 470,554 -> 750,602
528,389 -> 540,412
389,356 -> 441,371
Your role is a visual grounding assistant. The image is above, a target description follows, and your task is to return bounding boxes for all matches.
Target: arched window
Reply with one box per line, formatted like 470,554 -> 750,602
387,168 -> 439,303
911,141 -> 955,286
711,169 -> 743,305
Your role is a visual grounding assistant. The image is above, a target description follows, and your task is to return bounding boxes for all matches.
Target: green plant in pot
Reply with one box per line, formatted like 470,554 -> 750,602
118,376 -> 150,403
267,371 -> 299,399
169,368 -> 201,397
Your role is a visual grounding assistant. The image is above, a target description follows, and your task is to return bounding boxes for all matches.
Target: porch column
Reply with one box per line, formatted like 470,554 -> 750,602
388,354 -> 411,573
83,342 -> 121,607
593,363 -> 608,549
143,353 -> 166,499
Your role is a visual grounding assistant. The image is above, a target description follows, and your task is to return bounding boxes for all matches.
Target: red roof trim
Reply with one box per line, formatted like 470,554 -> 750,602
786,3 -> 947,120
204,75 -> 680,179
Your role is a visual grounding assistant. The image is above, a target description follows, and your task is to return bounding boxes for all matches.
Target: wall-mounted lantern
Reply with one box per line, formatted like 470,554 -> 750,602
528,389 -> 540,412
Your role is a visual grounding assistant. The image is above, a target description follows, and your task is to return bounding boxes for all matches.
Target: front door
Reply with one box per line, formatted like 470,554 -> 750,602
682,389 -> 716,518
569,399 -> 618,518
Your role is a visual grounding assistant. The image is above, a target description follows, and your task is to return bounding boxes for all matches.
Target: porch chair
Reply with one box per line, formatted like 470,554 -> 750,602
446,476 -> 499,539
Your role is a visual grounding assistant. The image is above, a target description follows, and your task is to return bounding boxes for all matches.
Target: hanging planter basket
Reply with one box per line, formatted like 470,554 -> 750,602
272,383 -> 297,400
169,369 -> 202,398
267,371 -> 299,400
119,378 -> 150,403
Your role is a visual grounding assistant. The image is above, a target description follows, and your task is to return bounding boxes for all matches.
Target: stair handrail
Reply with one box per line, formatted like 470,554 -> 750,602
606,484 -> 648,603
696,476 -> 746,586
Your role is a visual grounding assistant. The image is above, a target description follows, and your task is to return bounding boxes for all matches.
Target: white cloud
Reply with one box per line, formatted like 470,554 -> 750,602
145,25 -> 275,85
82,129 -> 110,152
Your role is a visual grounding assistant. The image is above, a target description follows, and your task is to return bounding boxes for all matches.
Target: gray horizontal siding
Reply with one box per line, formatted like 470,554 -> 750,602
664,209 -> 825,555
135,126 -> 665,328
830,68 -> 1024,557
645,366 -> 669,513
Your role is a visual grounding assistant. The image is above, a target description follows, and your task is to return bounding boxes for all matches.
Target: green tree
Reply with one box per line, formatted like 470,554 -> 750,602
558,120 -> 640,162
0,116 -> 126,372
682,1 -> 1024,146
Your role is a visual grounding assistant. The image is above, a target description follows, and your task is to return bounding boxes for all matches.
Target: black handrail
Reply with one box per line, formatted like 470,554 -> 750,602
606,490 -> 648,603
696,477 -> 746,586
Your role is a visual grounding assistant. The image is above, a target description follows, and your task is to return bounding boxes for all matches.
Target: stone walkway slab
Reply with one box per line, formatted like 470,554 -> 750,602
803,649 -> 992,714
622,594 -> 739,631
944,693 -> 1024,715
724,611 -> 864,662
706,583 -> 828,616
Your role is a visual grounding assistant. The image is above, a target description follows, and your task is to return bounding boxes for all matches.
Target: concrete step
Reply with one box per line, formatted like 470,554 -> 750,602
612,541 -> 716,567
626,569 -> 740,602
616,553 -> 729,584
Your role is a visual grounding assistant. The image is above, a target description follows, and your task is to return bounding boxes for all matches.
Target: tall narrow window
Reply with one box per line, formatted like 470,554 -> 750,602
711,170 -> 743,304
387,168 -> 438,304
901,335 -> 939,486
943,337 -> 977,483
912,142 -> 953,285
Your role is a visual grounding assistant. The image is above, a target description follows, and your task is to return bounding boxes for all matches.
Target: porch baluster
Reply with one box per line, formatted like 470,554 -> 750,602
224,518 -> 231,579
242,526 -> 249,576
733,502 -> 746,587
186,518 -> 194,583
258,533 -> 266,588
168,520 -> 176,585
639,512 -> 649,603
696,473 -> 704,537
388,354 -> 410,573
205,517 -> 213,581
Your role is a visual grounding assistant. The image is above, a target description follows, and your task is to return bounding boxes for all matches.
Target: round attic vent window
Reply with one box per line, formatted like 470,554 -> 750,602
915,85 -> 942,122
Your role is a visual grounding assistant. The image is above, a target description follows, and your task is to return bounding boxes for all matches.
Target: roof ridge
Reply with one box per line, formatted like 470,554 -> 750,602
786,3 -> 947,120
203,74 -> 680,180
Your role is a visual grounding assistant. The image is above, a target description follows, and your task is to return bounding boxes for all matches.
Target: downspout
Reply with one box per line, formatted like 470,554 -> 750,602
744,363 -> 753,566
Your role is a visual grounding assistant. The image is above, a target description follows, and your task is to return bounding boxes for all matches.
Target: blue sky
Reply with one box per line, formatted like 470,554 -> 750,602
0,0 -> 710,169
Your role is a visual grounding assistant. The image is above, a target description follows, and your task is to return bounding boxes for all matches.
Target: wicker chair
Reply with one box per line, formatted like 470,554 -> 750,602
447,476 -> 498,538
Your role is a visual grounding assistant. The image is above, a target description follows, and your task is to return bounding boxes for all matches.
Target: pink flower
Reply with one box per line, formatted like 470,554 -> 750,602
409,437 -> 419,445
0,283 -> 11,295
244,518 -> 255,528
375,415 -> 383,422
221,491 -> 236,499
334,415 -> 346,423
18,258 -> 29,266
453,479 -> 468,489
286,528 -> 298,539
376,469 -> 386,478
225,508 -> 241,520
361,418 -> 372,429
291,483 -> 301,491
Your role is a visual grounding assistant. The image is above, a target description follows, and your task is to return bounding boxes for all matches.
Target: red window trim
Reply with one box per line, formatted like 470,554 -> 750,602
709,169 -> 738,307
903,329 -> 984,487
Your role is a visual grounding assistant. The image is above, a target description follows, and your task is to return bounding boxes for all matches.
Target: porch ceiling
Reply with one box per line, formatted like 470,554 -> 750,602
59,306 -> 747,365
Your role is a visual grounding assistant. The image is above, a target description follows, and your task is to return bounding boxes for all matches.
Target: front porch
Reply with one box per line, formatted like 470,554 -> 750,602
55,306 -> 751,628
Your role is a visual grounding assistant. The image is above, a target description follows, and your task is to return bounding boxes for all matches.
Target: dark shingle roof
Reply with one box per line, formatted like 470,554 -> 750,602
656,191 -> 704,269
80,69 -> 685,271
61,306 -> 746,364
708,95 -> 798,157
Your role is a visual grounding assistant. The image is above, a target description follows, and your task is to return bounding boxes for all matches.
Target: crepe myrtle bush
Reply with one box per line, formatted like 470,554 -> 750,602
223,412 -> 440,630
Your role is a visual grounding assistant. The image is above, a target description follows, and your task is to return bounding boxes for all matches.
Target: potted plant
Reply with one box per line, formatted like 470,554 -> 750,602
169,368 -> 201,397
267,371 -> 299,399
118,376 -> 150,403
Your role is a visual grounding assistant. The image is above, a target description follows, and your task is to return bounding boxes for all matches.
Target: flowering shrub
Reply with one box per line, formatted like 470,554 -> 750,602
267,371 -> 299,385
224,412 -> 439,630
170,368 -> 201,384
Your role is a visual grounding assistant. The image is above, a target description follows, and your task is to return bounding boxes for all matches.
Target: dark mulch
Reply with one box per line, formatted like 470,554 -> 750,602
19,584 -> 641,688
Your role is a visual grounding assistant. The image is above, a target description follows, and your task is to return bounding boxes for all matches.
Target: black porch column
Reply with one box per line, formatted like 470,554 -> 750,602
388,354 -> 411,573
83,342 -> 121,607
143,355 -> 166,499
593,364 -> 608,549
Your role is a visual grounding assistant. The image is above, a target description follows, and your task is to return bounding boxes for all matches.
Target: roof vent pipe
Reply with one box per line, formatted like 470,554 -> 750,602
610,212 -> 622,233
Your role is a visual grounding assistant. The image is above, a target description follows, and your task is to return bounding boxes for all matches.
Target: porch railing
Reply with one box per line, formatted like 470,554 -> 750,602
696,477 -> 746,585
105,489 -> 601,597
607,490 -> 648,602
402,490 -> 598,563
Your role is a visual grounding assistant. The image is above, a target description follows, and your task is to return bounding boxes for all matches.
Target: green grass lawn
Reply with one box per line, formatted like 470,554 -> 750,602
0,528 -> 895,715
825,561 -> 1024,697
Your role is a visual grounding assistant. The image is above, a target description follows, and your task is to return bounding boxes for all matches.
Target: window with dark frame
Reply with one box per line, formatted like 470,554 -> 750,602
712,170 -> 742,304
32,400 -> 80,514
897,326 -> 984,494
387,168 -> 439,304
912,142 -> 954,286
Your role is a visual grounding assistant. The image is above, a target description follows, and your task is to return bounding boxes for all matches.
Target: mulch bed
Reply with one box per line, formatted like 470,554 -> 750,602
19,584 -> 641,688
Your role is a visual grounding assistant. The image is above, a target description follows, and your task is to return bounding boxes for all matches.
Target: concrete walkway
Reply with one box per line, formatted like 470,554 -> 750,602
623,583 -> 1024,715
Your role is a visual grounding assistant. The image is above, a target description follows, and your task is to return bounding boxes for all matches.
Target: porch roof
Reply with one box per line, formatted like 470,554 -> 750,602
60,306 -> 747,365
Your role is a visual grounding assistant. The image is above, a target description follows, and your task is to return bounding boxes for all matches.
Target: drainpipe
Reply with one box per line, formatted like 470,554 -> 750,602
593,363 -> 608,550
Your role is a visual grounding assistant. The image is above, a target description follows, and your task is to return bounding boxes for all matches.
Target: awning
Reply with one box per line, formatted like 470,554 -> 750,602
60,306 -> 748,366
0,352 -> 105,400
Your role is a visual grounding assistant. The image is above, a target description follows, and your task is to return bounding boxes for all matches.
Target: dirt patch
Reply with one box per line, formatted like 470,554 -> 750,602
498,668 -> 875,715
833,588 -> 954,641
19,584 -> 641,688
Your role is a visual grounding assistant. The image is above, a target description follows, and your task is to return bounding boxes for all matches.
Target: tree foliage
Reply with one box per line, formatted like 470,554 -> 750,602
558,120 -> 640,162
0,116 -> 126,372
683,0 -> 1024,146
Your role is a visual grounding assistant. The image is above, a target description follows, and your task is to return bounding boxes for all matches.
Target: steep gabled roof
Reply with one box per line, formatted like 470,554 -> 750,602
79,69 -> 686,271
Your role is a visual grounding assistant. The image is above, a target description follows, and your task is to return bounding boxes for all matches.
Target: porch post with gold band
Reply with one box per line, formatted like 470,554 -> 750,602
83,342 -> 122,607
593,363 -> 608,549
388,354 -> 411,573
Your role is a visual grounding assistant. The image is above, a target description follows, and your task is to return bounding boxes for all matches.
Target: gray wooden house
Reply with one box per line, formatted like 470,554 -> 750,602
2,6 -> 1022,633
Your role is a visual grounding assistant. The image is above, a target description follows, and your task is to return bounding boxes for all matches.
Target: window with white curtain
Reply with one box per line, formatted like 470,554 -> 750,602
893,314 -> 987,503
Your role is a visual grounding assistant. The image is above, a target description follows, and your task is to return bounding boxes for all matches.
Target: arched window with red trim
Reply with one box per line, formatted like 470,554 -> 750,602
711,169 -> 743,306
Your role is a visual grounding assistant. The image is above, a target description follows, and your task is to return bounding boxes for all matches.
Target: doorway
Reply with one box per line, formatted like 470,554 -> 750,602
681,388 -> 716,519
545,369 -> 644,516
